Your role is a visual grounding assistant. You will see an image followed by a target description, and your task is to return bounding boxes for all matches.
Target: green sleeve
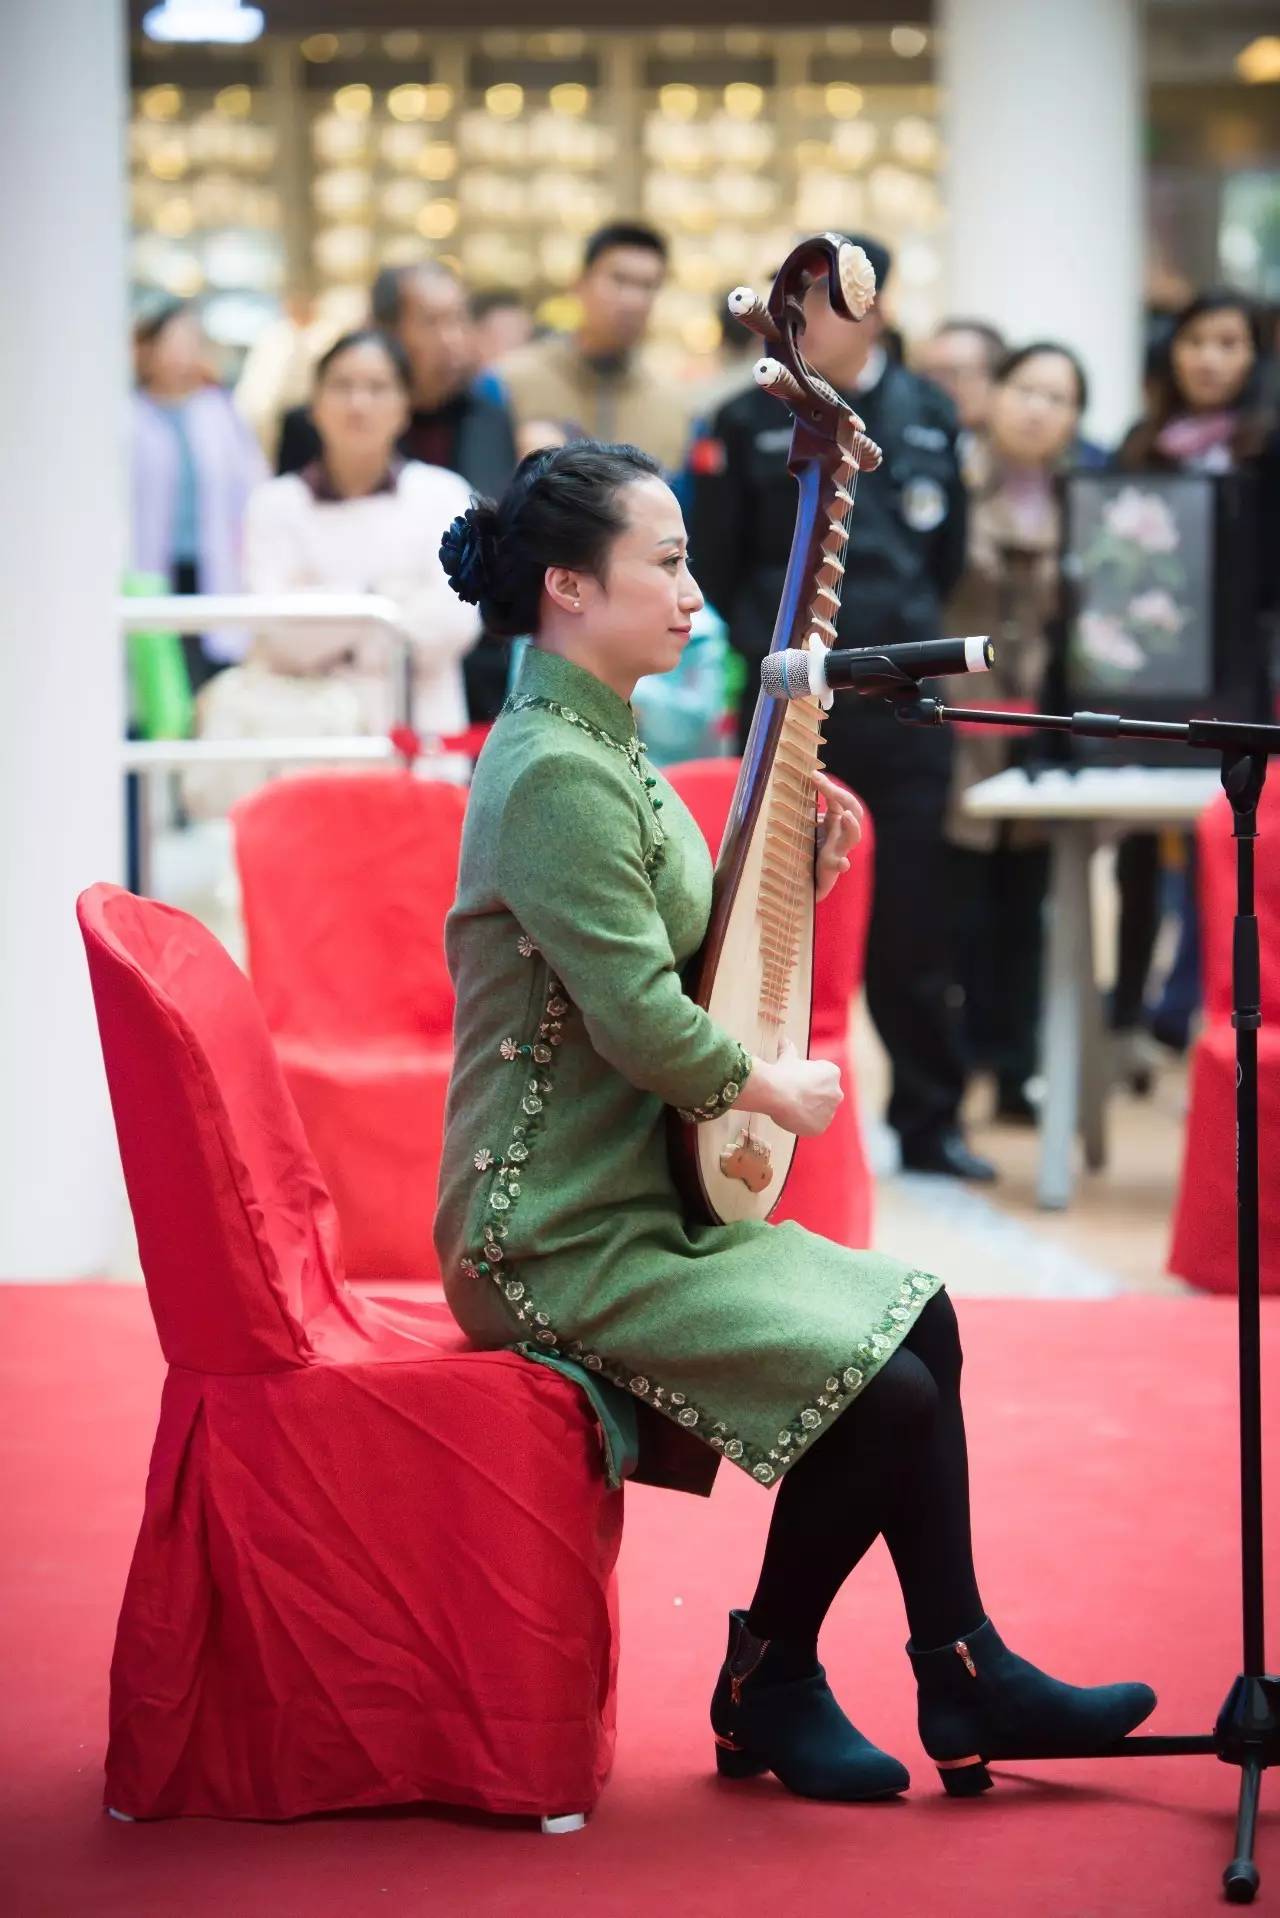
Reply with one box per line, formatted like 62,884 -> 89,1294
494,750 -> 751,1120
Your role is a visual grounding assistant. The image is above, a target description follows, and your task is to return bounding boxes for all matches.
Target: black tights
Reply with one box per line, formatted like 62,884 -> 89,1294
747,1289 -> 983,1652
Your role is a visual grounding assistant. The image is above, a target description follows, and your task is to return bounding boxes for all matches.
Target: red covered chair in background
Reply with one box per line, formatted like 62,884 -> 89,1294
77,883 -> 621,1826
232,772 -> 465,1285
665,757 -> 876,1248
1168,783 -> 1280,1292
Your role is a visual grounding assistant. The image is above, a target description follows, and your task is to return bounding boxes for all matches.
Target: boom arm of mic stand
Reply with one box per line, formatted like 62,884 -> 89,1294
892,691 -> 1280,756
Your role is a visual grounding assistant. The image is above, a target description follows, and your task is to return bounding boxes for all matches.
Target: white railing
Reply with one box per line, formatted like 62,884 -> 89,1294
121,736 -> 396,771
119,594 -> 420,895
120,591 -> 405,640
119,591 -> 415,725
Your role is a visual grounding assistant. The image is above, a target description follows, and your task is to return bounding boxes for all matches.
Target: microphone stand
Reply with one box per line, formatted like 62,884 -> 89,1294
893,686 -> 1280,1904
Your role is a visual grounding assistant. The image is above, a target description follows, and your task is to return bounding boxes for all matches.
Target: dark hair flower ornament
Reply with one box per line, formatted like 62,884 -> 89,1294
439,509 -> 486,605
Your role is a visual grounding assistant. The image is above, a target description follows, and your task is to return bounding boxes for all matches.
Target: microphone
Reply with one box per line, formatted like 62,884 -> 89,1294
761,635 -> 993,702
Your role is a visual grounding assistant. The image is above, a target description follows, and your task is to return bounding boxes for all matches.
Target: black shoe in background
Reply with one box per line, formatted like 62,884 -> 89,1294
899,1129 -> 998,1183
993,1081 -> 1039,1126
1148,1011 -> 1191,1056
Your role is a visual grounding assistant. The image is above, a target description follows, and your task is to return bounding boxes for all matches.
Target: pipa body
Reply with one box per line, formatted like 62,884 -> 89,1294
672,234 -> 882,1226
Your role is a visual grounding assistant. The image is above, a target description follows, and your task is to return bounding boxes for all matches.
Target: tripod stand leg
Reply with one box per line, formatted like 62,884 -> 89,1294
1223,1759 -> 1262,1904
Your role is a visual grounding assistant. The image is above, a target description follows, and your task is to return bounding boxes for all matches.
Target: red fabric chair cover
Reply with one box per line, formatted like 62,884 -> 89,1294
232,772 -> 467,1283
665,757 -> 875,1248
77,884 -> 622,1822
1168,786 -> 1280,1293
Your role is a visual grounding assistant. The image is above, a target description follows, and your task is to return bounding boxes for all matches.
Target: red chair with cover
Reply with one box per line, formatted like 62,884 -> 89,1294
77,883 -> 622,1824
231,772 -> 464,1284
1168,785 -> 1280,1293
665,757 -> 875,1247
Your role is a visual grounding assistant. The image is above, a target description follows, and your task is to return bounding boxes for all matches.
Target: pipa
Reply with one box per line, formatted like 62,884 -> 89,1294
672,232 -> 882,1226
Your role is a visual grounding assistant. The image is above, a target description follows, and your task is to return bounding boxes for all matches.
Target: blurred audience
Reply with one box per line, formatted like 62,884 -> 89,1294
277,262 -> 517,724
513,416 -> 576,461
277,263 -> 517,501
497,221 -> 690,471
692,290 -> 761,416
233,293 -> 346,462
131,301 -> 266,688
945,341 -> 1089,1121
470,288 -> 535,373
1110,287 -> 1280,1072
630,605 -> 734,766
917,319 -> 1006,484
1117,286 -> 1276,482
188,329 -> 478,812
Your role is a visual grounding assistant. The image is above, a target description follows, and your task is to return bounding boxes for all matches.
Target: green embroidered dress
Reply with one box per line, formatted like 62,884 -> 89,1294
435,648 -> 940,1493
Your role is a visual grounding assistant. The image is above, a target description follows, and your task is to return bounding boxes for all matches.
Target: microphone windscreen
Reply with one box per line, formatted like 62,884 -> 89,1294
760,650 -> 812,699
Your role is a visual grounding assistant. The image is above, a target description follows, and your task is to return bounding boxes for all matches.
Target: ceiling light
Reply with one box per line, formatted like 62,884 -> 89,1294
1235,36 -> 1280,84
890,26 -> 928,59
143,0 -> 264,45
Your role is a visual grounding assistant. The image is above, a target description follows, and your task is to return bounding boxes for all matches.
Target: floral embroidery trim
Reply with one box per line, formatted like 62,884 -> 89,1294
459,754 -> 942,1484
461,1005 -> 940,1484
676,1047 -> 752,1125
503,692 -> 666,870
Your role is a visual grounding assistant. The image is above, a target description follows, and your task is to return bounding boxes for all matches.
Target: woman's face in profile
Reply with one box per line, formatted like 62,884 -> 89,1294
989,351 -> 1081,470
1170,308 -> 1255,414
564,476 -> 704,685
311,340 -> 409,467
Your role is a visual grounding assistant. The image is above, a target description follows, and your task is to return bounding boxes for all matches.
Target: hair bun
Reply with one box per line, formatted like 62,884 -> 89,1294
439,504 -> 495,605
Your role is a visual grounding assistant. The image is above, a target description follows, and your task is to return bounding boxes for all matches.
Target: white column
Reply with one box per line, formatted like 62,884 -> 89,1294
939,0 -> 1143,445
0,1 -> 128,1275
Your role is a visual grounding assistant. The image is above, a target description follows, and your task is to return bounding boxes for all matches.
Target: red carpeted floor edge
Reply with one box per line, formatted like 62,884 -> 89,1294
1,1284 -> 1277,1918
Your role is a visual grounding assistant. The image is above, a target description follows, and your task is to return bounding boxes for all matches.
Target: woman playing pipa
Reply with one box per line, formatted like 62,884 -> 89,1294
434,235 -> 1154,1802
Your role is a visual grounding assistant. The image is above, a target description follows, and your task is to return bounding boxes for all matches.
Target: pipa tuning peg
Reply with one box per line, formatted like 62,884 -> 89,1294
727,286 -> 781,344
853,433 -> 883,472
753,356 -> 806,407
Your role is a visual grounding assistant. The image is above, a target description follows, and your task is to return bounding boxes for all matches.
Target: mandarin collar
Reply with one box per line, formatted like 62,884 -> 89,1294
515,647 -> 639,747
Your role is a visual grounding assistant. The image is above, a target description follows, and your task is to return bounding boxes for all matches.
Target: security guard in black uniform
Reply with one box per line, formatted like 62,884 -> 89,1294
688,235 -> 995,1181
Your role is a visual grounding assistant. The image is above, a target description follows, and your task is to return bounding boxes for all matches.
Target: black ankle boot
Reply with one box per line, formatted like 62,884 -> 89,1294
710,1610 -> 909,1801
908,1617 -> 1157,1797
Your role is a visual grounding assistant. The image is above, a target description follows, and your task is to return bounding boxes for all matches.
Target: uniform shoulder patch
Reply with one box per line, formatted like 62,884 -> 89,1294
687,435 -> 727,476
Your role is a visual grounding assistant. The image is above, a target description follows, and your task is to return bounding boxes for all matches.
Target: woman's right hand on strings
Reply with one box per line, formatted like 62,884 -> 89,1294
737,1040 -> 843,1138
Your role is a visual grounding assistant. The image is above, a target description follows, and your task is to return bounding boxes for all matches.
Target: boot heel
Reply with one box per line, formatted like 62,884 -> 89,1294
715,1740 -> 769,1780
937,1759 -> 992,1798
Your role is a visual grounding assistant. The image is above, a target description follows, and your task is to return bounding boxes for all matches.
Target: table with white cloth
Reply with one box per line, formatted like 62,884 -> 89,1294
961,764 -> 1221,1208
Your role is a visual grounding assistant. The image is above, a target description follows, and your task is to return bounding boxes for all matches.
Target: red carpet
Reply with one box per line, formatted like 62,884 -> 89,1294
2,1285 -> 1277,1918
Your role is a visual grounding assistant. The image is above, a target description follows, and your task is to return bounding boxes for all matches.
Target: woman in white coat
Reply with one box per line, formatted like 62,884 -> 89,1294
234,328 -> 480,748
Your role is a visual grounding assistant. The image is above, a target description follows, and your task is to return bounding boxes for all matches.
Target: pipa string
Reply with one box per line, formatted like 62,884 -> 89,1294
766,419 -> 861,1057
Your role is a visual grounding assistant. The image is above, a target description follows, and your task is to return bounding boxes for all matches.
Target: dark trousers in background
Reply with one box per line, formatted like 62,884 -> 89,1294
1112,832 -> 1160,1032
736,686 -> 968,1150
462,631 -> 513,723
950,837 -> 1049,1099
172,558 -> 223,696
816,701 -> 968,1152
863,788 -> 969,1147
1112,830 -> 1199,1046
